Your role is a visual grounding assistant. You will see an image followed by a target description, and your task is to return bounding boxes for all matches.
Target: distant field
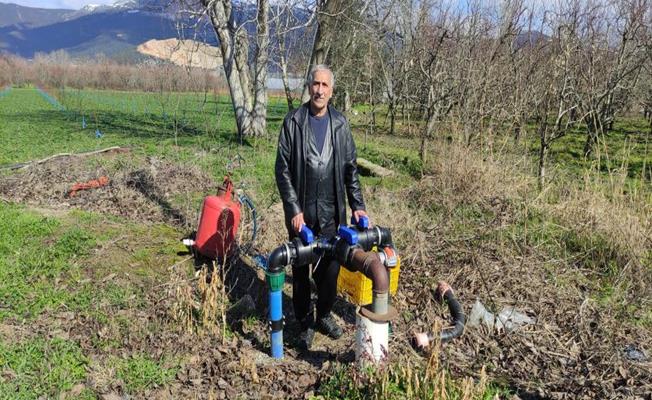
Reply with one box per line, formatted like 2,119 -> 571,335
0,87 -> 297,200
0,87 -> 290,163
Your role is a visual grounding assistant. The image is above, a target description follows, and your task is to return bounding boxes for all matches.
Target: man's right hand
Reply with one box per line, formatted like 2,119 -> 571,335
291,213 -> 305,234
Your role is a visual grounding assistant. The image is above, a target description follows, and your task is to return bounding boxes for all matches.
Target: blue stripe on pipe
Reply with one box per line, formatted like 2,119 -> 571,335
269,290 -> 283,322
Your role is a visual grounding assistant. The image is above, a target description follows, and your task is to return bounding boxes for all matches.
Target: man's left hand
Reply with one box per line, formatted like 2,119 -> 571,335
353,209 -> 369,225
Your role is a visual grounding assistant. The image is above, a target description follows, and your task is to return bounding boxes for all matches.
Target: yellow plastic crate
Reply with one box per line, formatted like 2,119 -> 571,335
337,256 -> 400,306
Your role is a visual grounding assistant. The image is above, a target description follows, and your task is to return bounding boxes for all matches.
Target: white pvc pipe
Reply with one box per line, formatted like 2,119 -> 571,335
355,312 -> 389,364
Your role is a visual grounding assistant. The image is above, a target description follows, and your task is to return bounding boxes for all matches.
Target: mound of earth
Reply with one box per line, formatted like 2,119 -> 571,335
137,38 -> 222,70
0,150 -> 214,227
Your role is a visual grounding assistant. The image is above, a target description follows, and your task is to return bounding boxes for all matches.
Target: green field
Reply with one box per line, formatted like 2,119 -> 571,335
1,87 -> 650,399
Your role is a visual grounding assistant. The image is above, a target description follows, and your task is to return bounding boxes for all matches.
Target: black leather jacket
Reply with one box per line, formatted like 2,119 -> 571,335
275,103 -> 365,233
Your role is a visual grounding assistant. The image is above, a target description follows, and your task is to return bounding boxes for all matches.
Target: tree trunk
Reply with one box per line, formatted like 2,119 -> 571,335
342,90 -> 351,112
301,0 -> 341,103
301,18 -> 327,103
207,1 -> 251,138
281,62 -> 294,112
276,10 -> 294,112
421,102 -> 437,169
419,135 -> 428,169
279,44 -> 294,111
387,95 -> 396,136
252,0 -> 269,137
538,122 -> 549,190
205,0 -> 269,138
583,116 -> 600,158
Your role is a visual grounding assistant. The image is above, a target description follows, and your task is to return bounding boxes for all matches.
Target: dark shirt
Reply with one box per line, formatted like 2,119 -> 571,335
309,112 -> 328,154
305,111 -> 335,230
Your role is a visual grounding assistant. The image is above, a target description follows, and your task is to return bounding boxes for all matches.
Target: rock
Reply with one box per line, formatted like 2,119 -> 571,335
623,344 -> 647,362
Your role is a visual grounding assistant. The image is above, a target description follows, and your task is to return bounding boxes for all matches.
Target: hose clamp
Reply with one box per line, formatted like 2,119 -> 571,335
283,242 -> 292,266
379,246 -> 398,268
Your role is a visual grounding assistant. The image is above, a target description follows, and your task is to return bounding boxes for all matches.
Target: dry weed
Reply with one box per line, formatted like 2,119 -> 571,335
359,140 -> 651,398
169,259 -> 231,339
196,262 -> 230,339
423,142 -> 533,211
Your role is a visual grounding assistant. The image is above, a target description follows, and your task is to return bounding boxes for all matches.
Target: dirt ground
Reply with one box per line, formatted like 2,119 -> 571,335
1,152 -> 650,399
0,151 -> 212,228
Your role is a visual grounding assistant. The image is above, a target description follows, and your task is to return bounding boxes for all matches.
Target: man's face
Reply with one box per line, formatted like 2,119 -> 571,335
309,70 -> 333,114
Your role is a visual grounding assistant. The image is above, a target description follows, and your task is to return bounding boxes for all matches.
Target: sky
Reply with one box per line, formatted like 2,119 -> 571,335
6,0 -> 114,9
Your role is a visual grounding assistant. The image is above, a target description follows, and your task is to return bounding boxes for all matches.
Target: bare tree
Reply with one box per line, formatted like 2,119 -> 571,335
270,1 -> 318,111
572,0 -> 650,157
181,0 -> 271,138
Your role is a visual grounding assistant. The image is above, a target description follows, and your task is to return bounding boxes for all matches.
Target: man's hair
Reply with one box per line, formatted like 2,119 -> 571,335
307,64 -> 335,88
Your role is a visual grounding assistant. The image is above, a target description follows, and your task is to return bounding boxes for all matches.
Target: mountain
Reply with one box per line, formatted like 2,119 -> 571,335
0,1 -> 185,60
0,1 -> 310,63
0,2 -> 74,28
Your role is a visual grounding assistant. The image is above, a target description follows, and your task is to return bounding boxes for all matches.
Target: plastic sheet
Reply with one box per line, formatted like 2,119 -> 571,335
468,299 -> 535,332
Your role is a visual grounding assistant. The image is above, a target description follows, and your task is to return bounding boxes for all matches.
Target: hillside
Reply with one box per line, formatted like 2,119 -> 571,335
0,0 -> 192,60
0,2 -> 73,28
137,38 -> 221,69
0,10 -> 180,59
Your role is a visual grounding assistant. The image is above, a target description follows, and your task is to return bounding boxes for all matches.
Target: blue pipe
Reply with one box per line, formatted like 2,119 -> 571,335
269,290 -> 283,358
266,270 -> 286,359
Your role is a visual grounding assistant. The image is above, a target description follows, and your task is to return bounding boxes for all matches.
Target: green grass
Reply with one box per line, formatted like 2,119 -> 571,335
0,202 -> 184,397
543,118 -> 652,179
349,102 -> 652,189
0,87 -> 292,212
0,204 -> 98,320
114,353 -> 178,393
0,337 -> 88,400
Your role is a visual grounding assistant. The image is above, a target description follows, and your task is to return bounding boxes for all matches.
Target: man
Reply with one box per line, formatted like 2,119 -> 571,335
275,65 -> 368,351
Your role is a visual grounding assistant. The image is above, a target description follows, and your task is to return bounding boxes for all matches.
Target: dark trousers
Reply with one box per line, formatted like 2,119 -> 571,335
291,219 -> 340,328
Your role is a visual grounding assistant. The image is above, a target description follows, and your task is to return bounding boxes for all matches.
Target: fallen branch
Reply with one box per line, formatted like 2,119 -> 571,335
2,146 -> 130,170
357,157 -> 394,177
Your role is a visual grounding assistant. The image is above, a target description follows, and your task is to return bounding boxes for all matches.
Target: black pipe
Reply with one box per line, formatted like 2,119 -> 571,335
266,226 -> 395,278
267,245 -> 290,273
356,227 -> 393,251
293,238 -> 319,266
439,287 -> 465,342
411,281 -> 465,350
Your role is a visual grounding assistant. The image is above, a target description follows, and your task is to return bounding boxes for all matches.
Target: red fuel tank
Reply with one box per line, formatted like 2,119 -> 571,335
195,177 -> 241,260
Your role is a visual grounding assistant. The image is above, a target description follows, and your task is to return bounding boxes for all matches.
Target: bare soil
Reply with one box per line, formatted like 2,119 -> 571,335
137,39 -> 222,70
0,152 -> 213,228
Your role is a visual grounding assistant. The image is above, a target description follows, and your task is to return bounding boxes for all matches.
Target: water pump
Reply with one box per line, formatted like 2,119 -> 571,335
265,219 -> 400,363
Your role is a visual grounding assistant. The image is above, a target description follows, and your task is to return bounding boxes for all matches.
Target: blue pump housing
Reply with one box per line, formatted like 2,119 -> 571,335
338,225 -> 358,245
350,215 -> 369,230
299,225 -> 314,244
